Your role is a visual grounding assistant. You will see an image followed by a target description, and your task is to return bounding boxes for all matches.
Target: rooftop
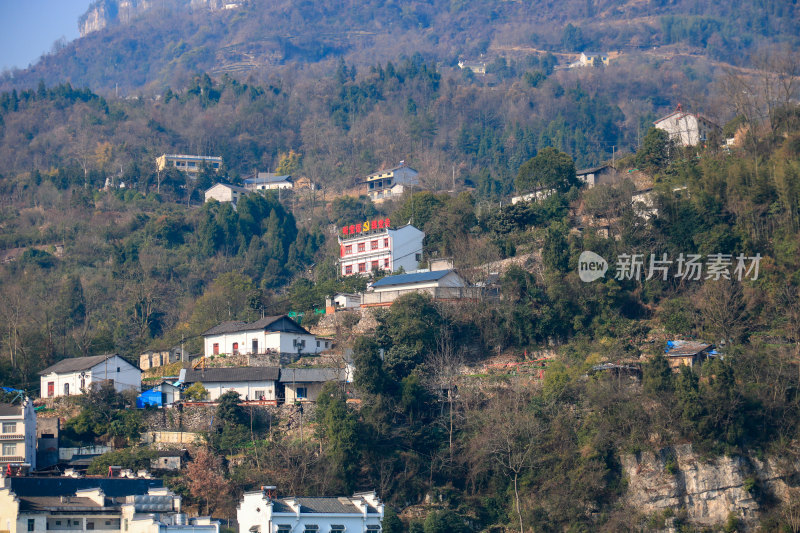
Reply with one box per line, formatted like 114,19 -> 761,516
39,354 -> 132,376
371,269 -> 456,289
666,341 -> 712,357
271,496 -> 380,514
278,367 -> 343,383
202,315 -> 309,336
182,366 -> 280,383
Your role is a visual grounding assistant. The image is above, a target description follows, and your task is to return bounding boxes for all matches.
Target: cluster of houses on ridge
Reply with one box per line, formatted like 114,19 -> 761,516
0,471 -> 384,533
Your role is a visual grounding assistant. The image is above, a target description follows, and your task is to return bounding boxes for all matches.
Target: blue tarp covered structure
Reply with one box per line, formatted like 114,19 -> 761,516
136,388 -> 163,408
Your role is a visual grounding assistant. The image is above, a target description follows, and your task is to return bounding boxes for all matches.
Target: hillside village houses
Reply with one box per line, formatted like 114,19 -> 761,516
237,487 -> 384,533
0,397 -> 36,471
654,104 -> 721,147
179,366 -> 281,403
363,269 -> 477,306
202,315 -> 330,359
38,354 -> 142,399
338,218 -> 424,276
244,173 -> 293,191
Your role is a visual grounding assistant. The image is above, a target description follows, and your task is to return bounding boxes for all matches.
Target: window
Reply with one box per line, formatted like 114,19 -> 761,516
344,245 -> 352,255
316,340 -> 320,347
415,253 -> 422,261
64,383 -> 70,395
330,526 -> 345,533
358,263 -> 366,273
325,341 -> 330,349
87,522 -> 95,530
255,390 -> 265,400
344,265 -> 353,275
277,525 -> 292,533
371,260 -> 379,270
252,339 -> 259,353
213,343 -> 219,355
2,443 -> 15,456
384,259 -> 390,269
357,243 -> 365,252
56,521 -> 62,526
188,161 -> 197,167
28,519 -> 35,531
303,525 -> 318,533
47,381 -> 54,397
117,367 -> 120,372
2,422 -> 16,434
80,377 -> 86,390
371,240 -> 378,250
384,238 -> 389,247
297,387 -> 308,399
293,339 -> 297,347
366,527 -> 381,533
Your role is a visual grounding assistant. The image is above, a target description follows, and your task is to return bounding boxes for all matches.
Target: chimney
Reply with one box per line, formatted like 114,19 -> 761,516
261,486 -> 277,500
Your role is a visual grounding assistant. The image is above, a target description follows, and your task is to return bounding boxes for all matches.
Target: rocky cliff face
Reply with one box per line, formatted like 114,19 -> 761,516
79,0 -> 241,36
622,444 -> 798,528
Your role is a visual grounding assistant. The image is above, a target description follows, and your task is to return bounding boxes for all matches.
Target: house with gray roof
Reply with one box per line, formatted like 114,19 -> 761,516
179,366 -> 281,402
237,487 -> 383,533
363,269 -> 483,306
202,315 -> 330,359
39,354 -> 141,399
279,367 -> 348,403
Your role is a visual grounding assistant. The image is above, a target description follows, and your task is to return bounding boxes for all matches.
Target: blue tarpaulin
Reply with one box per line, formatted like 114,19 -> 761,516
136,388 -> 163,408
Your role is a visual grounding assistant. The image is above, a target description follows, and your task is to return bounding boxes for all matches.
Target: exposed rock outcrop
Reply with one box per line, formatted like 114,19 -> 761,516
79,0 -> 242,36
622,443 -> 799,528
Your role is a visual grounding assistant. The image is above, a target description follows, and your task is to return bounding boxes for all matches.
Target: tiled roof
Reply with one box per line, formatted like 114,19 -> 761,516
272,497 -> 379,514
38,354 -> 132,376
577,164 -> 611,175
278,368 -> 343,383
666,341 -> 711,357
202,315 -> 309,336
207,183 -> 248,194
370,270 -> 454,288
8,477 -> 162,498
244,173 -> 292,184
0,403 -> 22,416
18,496 -> 111,512
182,366 -> 280,383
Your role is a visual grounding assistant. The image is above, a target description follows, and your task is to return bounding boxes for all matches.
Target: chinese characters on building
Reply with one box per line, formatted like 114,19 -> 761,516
614,253 -> 761,281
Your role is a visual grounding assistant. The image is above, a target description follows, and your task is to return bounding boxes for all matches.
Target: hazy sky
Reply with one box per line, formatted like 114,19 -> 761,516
0,1 -> 93,71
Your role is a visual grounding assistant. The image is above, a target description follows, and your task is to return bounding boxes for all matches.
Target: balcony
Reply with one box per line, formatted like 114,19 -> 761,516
0,433 -> 23,440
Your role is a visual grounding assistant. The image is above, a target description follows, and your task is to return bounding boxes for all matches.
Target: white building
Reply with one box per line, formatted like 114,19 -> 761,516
39,354 -> 142,399
205,183 -> 249,205
0,478 -> 218,533
576,164 -> 620,188
156,154 -> 222,174
0,398 -> 36,471
654,106 -> 721,147
178,366 -> 280,402
338,219 -> 424,276
332,293 -> 362,309
244,173 -> 293,191
365,163 -> 419,202
511,187 -> 555,204
237,487 -> 384,533
363,269 -> 478,306
202,315 -> 330,358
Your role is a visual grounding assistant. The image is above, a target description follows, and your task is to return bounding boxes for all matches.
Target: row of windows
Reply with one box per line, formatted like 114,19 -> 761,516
343,238 -> 390,255
343,258 -> 390,275
277,525 -> 378,533
211,339 -> 330,355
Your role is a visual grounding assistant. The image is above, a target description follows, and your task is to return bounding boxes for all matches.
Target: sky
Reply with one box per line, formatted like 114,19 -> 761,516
0,1 -> 94,71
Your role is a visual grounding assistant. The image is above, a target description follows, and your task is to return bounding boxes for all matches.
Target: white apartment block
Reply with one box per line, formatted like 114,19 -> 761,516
0,398 -> 36,471
338,219 -> 424,276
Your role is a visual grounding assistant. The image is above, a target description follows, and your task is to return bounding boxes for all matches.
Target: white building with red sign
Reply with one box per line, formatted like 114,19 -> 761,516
338,218 -> 424,276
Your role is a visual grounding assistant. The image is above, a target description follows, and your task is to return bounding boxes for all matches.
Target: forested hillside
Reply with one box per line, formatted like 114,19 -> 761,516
2,0 -> 798,93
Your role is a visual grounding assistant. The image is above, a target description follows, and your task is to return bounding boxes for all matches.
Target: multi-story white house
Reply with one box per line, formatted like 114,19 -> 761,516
0,397 -> 36,471
237,487 -> 384,533
0,478 -> 218,533
156,154 -> 222,175
365,163 -> 419,202
179,366 -> 281,403
338,219 -> 424,277
202,315 -> 330,358
39,354 -> 142,399
654,106 -> 721,147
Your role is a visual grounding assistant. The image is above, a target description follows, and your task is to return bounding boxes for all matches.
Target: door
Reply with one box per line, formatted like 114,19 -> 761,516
47,382 -> 54,397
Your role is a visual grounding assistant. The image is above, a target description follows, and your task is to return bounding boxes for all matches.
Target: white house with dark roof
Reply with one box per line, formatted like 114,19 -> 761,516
365,162 -> 419,202
237,487 -> 384,533
362,269 -> 480,306
38,354 -> 141,399
179,366 -> 281,402
202,315 -> 329,358
576,164 -> 620,188
244,173 -> 293,191
0,477 -> 218,533
0,397 -> 36,471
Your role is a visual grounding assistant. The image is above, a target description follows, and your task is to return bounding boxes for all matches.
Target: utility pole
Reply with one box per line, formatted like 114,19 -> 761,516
612,145 -> 616,168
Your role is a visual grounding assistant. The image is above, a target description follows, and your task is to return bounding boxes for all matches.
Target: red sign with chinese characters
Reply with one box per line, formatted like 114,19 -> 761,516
341,218 -> 390,236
